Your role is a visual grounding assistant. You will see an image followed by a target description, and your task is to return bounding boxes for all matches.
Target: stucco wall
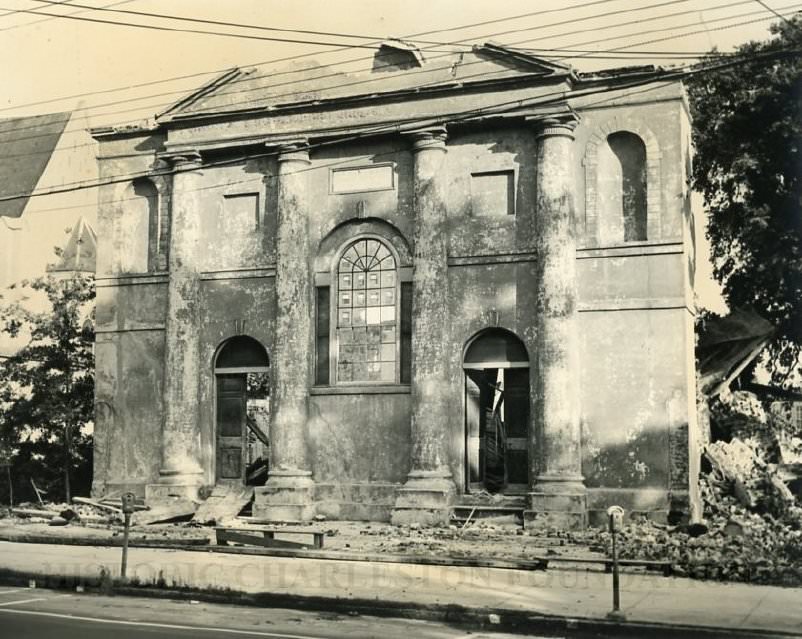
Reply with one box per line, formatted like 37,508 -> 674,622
91,84 -> 699,522
93,266 -> 168,496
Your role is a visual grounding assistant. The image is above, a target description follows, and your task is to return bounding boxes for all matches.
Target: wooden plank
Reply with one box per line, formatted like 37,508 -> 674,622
192,484 -> 253,525
10,508 -> 56,519
535,555 -> 672,575
216,528 -> 321,550
73,496 -> 123,514
221,526 -> 324,535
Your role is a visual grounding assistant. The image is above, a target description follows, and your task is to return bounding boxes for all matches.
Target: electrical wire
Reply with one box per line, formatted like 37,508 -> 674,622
27,0 -> 473,50
0,44 -> 795,207
1,0 -> 693,125
0,0 -> 631,114
2,0 -> 792,148
0,2 -> 389,49
4,45 -> 796,220
753,0 -> 800,26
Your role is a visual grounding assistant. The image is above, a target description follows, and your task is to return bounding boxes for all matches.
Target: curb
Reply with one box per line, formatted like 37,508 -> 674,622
0,533 -> 551,571
0,567 -> 795,639
0,533 -> 671,575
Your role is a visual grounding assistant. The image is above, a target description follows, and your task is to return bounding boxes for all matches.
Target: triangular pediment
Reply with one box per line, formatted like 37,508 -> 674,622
157,40 -> 574,122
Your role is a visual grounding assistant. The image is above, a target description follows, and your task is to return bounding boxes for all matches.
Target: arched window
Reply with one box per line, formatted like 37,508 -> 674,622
335,238 -> 399,383
606,132 -> 647,242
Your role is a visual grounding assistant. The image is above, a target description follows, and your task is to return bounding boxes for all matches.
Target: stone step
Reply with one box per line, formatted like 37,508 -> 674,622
451,504 -> 525,525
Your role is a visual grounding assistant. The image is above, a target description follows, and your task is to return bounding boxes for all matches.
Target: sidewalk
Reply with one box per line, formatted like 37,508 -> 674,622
1,540 -> 800,636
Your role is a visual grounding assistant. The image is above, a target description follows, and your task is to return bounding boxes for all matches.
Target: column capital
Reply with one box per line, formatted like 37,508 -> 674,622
159,150 -> 203,170
275,140 -> 311,164
404,126 -> 448,153
529,115 -> 579,141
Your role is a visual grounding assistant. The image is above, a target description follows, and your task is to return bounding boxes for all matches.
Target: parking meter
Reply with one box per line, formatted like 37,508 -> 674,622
607,505 -> 625,532
121,492 -> 137,514
606,505 -> 626,620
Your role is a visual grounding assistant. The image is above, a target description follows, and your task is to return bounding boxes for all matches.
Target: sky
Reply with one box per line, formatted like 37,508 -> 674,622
1,0 -> 798,312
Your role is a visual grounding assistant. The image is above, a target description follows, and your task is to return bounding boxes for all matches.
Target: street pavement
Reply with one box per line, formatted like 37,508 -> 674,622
0,586 -> 536,639
0,540 -> 800,636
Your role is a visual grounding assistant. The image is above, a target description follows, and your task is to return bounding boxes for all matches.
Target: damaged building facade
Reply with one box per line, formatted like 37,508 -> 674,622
91,42 -> 701,528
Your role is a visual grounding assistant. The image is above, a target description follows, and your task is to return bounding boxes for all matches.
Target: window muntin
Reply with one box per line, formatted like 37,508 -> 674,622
336,238 -> 398,383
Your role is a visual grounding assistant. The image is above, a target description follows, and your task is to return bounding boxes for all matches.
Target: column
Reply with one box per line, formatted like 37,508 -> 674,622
391,127 -> 456,526
253,142 -> 315,521
524,117 -> 587,530
147,152 -> 204,502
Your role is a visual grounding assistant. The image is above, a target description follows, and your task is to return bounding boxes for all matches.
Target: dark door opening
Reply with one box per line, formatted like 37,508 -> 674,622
463,329 -> 530,494
214,336 -> 270,485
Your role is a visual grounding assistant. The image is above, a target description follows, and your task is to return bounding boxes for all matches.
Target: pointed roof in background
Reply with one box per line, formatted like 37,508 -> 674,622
0,111 -> 71,219
157,41 -> 575,122
47,216 -> 97,274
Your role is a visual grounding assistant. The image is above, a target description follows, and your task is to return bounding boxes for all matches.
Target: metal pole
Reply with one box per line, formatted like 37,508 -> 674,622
611,520 -> 620,612
121,512 -> 131,579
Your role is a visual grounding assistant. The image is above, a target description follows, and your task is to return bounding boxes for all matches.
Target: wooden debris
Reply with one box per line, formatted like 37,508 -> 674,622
133,499 -> 197,525
30,480 -> 46,506
192,485 -> 252,525
73,496 -> 123,514
215,526 -> 325,550
11,507 -> 56,519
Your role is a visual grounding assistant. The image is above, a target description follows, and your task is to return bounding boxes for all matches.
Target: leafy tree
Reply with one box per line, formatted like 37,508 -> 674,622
0,274 -> 95,503
688,17 -> 802,387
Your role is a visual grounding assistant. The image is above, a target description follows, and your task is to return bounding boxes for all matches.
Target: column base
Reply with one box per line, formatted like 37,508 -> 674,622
253,469 -> 315,522
391,469 -> 455,527
524,474 -> 587,531
145,470 -> 204,502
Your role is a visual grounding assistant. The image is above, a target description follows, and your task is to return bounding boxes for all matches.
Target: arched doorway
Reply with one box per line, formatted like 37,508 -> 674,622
463,329 -> 530,494
214,336 -> 270,484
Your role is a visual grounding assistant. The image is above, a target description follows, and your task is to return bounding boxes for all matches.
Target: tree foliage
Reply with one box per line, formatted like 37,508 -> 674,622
687,17 -> 802,386
0,274 -> 95,503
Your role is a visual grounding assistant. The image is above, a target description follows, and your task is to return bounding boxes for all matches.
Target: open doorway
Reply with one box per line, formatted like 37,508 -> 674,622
214,336 -> 270,485
464,329 -> 529,494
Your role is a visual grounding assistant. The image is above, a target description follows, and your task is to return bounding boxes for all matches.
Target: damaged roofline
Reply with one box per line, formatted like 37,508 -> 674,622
90,122 -> 162,141
155,69 -> 575,126
157,67 -> 249,120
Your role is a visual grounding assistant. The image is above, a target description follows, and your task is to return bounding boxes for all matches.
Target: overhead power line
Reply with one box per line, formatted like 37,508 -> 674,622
1,0 -> 797,165
0,3 -> 390,49
0,0 -> 645,115
0,0 -> 136,29
8,43 -> 799,220
0,0 -> 784,146
754,0 -> 796,24
27,0 -> 471,50
0,45 -> 796,207
197,1 -> 801,117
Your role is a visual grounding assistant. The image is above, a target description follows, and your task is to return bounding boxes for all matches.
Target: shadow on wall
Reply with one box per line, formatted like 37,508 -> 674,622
581,421 -> 669,488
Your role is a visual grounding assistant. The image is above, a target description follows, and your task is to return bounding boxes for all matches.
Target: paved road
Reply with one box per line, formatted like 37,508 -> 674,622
0,586 -> 540,639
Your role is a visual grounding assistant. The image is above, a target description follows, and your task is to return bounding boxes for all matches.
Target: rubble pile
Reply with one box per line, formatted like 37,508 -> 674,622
605,392 -> 802,586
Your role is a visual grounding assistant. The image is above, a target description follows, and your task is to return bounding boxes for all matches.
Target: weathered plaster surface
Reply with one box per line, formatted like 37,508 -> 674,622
91,74 -> 701,524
